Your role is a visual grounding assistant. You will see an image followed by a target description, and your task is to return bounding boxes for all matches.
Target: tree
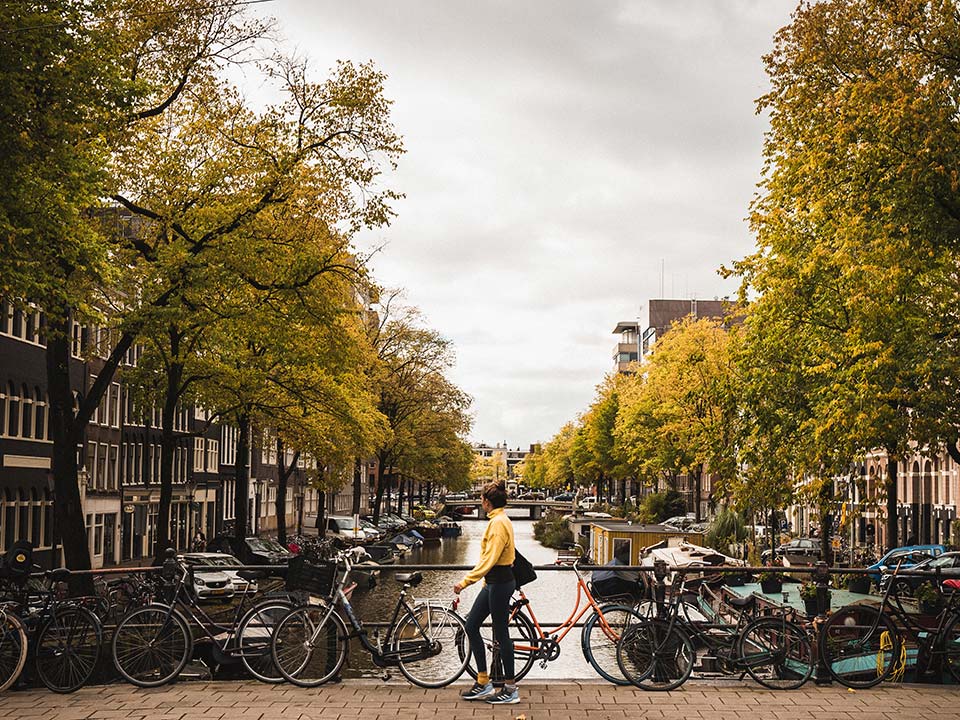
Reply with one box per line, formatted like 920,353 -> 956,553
733,0 -> 960,551
0,0 -> 270,578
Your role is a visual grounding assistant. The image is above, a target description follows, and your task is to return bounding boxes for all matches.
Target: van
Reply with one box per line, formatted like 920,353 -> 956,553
579,496 -> 598,510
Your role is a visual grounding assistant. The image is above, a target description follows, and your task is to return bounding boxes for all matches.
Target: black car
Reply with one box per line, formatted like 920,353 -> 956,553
761,538 -> 821,564
880,551 -> 960,595
206,535 -> 294,567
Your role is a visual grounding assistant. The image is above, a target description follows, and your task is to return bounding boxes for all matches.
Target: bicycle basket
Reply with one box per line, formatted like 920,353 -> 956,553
285,556 -> 337,596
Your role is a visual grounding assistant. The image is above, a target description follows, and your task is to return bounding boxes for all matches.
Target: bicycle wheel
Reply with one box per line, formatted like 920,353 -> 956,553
457,606 -> 538,683
236,600 -> 294,683
616,619 -> 694,691
737,616 -> 814,690
582,604 -> 646,685
819,604 -> 900,688
0,611 -> 28,694
938,614 -> 960,683
35,605 -> 102,693
112,604 -> 192,688
270,605 -> 348,687
394,605 -> 470,688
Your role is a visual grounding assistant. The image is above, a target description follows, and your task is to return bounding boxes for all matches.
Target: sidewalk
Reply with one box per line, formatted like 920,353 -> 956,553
2,680 -> 958,720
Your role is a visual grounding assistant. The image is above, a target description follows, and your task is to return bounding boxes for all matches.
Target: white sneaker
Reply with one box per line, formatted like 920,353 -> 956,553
461,682 -> 495,700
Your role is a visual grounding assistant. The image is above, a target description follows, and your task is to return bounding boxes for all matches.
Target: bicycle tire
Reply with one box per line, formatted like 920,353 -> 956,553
616,618 -> 694,691
0,610 -> 28,694
457,605 -> 538,683
35,605 -> 103,693
819,604 -> 900,688
236,600 -> 294,683
937,613 -> 960,683
582,603 -> 646,685
270,605 -> 348,688
112,604 -> 193,688
737,616 -> 814,690
394,605 -> 470,688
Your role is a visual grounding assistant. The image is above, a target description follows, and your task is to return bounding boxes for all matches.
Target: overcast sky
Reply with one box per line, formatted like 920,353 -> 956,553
261,0 -> 798,450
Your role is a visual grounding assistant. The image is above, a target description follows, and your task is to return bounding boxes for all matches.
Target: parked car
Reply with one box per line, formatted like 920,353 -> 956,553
443,492 -> 469,502
761,538 -> 821,565
550,493 -> 575,502
517,491 -> 546,501
879,549 -> 960,594
412,504 -> 437,519
868,544 -> 947,584
206,535 -> 294,567
176,554 -> 234,602
578,496 -> 599,510
180,552 -> 259,594
662,515 -> 698,531
325,516 -> 375,543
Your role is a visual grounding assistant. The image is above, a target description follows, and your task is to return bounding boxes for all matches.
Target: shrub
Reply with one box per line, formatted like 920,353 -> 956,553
533,514 -> 573,549
637,490 -> 687,524
704,506 -> 748,553
799,581 -> 818,601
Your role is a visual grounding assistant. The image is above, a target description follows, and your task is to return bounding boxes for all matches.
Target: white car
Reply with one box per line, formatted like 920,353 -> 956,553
578,496 -> 599,510
326,516 -> 379,543
177,554 -> 235,601
185,552 -> 260,594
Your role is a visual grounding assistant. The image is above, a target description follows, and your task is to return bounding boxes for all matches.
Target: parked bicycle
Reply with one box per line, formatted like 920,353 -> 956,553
820,562 -> 960,688
270,547 -> 469,688
0,542 -> 102,693
456,545 -> 646,685
111,551 -> 294,687
617,562 -> 815,691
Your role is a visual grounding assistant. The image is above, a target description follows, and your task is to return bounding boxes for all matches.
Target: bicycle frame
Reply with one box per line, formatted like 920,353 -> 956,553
305,554 -> 443,667
511,551 -> 627,657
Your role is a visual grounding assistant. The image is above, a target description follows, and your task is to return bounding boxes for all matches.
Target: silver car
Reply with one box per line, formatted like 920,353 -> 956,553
178,553 -> 239,601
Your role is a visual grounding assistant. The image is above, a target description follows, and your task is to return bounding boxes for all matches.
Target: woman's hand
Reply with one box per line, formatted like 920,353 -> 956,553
453,583 -> 464,594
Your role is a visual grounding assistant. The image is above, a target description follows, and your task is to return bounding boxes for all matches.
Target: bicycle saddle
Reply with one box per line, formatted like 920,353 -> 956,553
47,568 -> 71,583
724,595 -> 756,610
394,572 -> 423,586
237,570 -> 268,581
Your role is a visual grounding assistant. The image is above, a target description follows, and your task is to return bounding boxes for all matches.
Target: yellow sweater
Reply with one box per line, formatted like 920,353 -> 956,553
460,507 -> 515,588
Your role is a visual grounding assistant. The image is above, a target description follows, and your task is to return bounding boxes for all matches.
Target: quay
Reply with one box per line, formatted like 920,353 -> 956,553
2,680 -> 958,720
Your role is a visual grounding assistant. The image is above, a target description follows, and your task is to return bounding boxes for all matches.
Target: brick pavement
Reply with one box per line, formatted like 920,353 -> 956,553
2,680 -> 960,720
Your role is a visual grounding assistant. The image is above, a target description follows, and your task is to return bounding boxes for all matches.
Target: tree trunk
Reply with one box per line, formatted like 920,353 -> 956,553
234,411 -> 251,546
694,465 -> 703,522
372,458 -> 389,524
314,485 -> 327,532
352,457 -> 362,517
818,477 -> 834,565
153,352 -> 182,565
45,314 -> 92,591
886,455 -> 899,553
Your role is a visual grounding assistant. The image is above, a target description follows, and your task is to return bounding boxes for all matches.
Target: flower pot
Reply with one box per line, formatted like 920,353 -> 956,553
803,598 -> 819,616
760,578 -> 782,594
725,573 -> 746,587
919,598 -> 943,616
846,576 -> 872,594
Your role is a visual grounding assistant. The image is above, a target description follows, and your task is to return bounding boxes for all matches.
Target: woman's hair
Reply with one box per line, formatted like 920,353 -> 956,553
482,481 -> 508,509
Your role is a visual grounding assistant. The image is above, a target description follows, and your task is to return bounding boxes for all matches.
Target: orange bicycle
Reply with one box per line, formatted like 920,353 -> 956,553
457,545 -> 645,684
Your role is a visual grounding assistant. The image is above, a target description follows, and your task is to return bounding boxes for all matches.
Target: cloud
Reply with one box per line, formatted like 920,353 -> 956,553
265,0 -> 796,446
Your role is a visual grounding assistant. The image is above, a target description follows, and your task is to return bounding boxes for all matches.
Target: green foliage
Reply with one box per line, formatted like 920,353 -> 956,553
532,513 -> 574,549
705,505 -> 748,552
637,490 -> 687,524
799,582 -> 818,601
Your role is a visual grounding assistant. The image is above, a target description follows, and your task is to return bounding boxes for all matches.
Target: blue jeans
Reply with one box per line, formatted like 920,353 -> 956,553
465,579 -> 515,681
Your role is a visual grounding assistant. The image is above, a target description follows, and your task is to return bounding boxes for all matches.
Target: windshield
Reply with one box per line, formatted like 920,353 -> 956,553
208,556 -> 241,567
247,538 -> 286,553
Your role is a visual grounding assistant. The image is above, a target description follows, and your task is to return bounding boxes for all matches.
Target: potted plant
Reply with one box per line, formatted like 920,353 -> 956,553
916,581 -> 943,616
799,581 -> 820,616
758,571 -> 783,594
843,573 -> 872,595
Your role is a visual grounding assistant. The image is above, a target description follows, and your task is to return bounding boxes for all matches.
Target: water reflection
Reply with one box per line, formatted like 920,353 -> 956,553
347,510 -> 597,679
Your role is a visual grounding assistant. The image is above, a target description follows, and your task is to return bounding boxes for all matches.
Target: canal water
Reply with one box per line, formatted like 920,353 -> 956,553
347,511 -> 597,680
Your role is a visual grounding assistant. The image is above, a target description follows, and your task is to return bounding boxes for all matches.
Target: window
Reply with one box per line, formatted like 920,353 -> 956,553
108,445 -> 118,490
194,438 -> 205,472
34,388 -> 45,440
21,384 -> 32,439
0,300 -> 9,335
206,439 -> 219,474
6,382 -> 20,437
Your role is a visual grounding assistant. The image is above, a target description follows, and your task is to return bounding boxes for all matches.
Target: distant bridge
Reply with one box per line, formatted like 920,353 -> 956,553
441,498 -> 575,519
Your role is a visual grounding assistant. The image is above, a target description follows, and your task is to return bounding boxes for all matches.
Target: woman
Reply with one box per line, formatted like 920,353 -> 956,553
453,482 -> 519,705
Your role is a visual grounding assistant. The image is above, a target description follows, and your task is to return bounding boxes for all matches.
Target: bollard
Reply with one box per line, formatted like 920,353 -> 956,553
653,558 -> 668,618
812,560 -> 832,685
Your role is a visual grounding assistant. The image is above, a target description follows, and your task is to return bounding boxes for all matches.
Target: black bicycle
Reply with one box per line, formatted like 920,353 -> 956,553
820,562 -> 960,688
0,543 -> 102,693
270,547 -> 469,688
111,552 -> 293,687
617,565 -> 814,691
